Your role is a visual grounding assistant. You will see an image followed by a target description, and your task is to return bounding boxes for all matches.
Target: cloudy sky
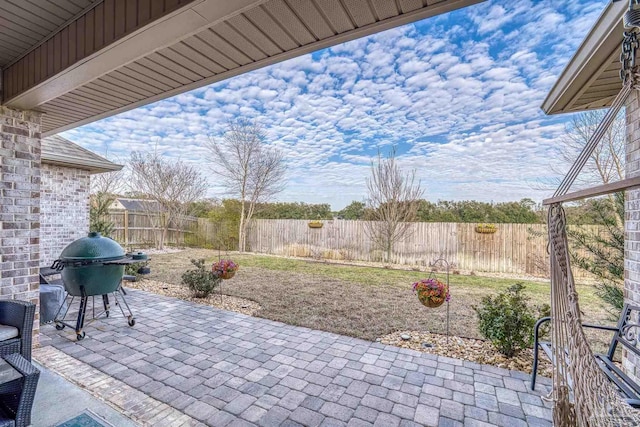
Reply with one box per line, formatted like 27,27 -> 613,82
62,0 -> 608,210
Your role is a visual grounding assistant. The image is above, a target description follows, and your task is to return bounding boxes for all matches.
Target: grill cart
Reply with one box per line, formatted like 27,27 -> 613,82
51,232 -> 147,341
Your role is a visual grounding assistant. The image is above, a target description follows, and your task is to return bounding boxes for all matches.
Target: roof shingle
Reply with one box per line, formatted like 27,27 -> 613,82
42,135 -> 122,174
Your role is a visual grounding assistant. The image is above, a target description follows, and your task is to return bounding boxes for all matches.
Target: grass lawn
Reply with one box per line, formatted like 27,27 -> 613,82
145,248 -> 612,342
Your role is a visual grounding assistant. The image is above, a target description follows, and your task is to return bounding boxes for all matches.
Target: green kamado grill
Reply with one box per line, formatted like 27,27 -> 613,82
52,232 -> 142,340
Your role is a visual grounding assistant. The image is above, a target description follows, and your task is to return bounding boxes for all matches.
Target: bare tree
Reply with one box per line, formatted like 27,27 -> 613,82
553,109 -> 625,226
90,160 -> 125,237
556,109 -> 625,187
206,119 -> 287,252
364,147 -> 424,263
129,150 -> 207,249
91,169 -> 125,195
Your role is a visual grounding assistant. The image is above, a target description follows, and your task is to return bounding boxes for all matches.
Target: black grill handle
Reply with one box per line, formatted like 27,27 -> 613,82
51,259 -> 64,271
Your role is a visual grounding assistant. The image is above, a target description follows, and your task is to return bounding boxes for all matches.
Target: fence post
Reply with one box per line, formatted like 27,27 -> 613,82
124,210 -> 129,246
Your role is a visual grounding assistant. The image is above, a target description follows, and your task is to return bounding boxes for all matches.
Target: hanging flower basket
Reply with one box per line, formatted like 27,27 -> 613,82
412,278 -> 450,308
475,224 -> 497,234
308,221 -> 323,229
212,259 -> 238,280
219,271 -> 236,280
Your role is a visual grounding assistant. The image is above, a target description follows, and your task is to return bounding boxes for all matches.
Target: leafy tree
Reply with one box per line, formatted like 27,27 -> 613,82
254,202 -> 332,219
416,199 -> 541,224
493,199 -> 540,223
207,199 -> 241,251
189,198 -> 220,218
90,193 -> 116,237
337,201 -> 367,220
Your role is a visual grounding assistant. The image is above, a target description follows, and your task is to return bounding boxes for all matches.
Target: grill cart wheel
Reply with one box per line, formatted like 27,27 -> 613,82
76,332 -> 85,341
128,316 -> 135,327
55,322 -> 65,330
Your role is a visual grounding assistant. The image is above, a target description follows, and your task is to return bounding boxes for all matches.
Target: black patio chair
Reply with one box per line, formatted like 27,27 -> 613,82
0,301 -> 35,362
0,353 -> 40,427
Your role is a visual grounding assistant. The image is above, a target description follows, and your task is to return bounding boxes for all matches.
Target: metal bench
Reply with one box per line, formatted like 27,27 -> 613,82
531,303 -> 640,407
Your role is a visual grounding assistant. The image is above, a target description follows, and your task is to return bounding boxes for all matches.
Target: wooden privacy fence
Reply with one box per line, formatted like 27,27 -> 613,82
246,219 -> 602,277
105,211 -> 198,247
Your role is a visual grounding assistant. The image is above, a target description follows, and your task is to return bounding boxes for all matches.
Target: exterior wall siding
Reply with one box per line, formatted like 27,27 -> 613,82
40,164 -> 90,267
0,106 -> 41,334
2,0 -> 196,103
625,90 -> 640,381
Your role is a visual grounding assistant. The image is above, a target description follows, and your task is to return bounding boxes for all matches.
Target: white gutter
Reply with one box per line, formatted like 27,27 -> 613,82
42,152 -> 123,174
541,0 -> 626,115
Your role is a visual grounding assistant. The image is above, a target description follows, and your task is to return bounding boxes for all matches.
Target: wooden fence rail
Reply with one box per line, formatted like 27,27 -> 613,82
101,214 -> 603,278
105,211 -> 198,247
246,219 -> 602,277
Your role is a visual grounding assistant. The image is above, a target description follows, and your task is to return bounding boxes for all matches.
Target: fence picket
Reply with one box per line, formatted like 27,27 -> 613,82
245,219 -> 597,277
101,213 -> 602,278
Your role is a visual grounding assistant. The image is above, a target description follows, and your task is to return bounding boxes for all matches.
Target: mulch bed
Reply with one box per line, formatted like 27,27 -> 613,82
124,279 -> 261,316
380,330 -> 552,377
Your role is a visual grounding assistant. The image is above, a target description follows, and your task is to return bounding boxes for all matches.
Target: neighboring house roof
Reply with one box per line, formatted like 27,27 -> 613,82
112,198 -> 163,212
542,1 -> 626,115
42,135 -> 123,174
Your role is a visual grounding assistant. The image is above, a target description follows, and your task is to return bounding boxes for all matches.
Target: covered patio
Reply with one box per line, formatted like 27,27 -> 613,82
2,0 -> 637,425
37,288 -> 553,426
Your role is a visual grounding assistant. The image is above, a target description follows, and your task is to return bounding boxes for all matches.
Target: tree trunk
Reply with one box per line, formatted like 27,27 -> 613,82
158,213 -> 166,250
385,240 -> 392,263
239,201 -> 246,252
162,213 -> 169,250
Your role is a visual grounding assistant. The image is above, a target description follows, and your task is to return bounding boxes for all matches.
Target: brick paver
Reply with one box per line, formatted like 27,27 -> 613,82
40,289 -> 553,426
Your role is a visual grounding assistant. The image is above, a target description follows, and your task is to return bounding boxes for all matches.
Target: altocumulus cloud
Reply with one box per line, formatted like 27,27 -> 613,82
63,0 -> 606,209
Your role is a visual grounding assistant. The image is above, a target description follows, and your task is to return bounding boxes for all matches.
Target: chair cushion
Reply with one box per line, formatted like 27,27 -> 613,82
0,325 -> 19,341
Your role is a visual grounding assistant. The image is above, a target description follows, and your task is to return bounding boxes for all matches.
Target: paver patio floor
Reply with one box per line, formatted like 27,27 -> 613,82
39,289 -> 553,427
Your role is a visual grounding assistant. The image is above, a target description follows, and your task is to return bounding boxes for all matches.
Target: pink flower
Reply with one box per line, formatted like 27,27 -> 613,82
212,259 -> 238,276
412,278 -> 450,302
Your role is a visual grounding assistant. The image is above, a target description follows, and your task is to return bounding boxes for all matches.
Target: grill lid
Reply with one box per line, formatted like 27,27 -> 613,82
59,231 -> 125,262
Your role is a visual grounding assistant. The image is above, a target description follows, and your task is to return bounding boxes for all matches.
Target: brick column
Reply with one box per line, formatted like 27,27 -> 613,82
0,106 -> 41,337
625,90 -> 640,380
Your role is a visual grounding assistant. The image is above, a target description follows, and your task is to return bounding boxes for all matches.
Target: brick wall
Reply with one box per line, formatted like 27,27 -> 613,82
40,164 -> 90,266
0,106 -> 41,332
625,90 -> 640,380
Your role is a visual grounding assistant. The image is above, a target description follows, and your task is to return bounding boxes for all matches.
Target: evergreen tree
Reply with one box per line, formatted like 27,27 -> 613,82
567,192 -> 624,314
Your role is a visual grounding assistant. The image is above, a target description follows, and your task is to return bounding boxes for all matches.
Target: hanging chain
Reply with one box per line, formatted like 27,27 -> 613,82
621,30 -> 640,84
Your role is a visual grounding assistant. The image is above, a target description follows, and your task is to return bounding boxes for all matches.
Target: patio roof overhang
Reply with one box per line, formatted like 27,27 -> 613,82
542,0 -> 627,115
0,0 -> 482,137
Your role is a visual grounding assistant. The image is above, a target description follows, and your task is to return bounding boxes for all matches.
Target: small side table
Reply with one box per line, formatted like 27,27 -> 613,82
0,354 -> 40,427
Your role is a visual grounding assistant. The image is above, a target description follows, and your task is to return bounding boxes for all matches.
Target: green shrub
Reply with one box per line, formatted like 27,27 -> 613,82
124,262 -> 147,281
473,283 -> 548,357
181,259 -> 220,298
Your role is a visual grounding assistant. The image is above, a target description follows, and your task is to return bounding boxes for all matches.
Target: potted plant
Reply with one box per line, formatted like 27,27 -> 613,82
475,223 -> 497,234
308,220 -> 323,229
212,259 -> 238,280
412,278 -> 450,308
